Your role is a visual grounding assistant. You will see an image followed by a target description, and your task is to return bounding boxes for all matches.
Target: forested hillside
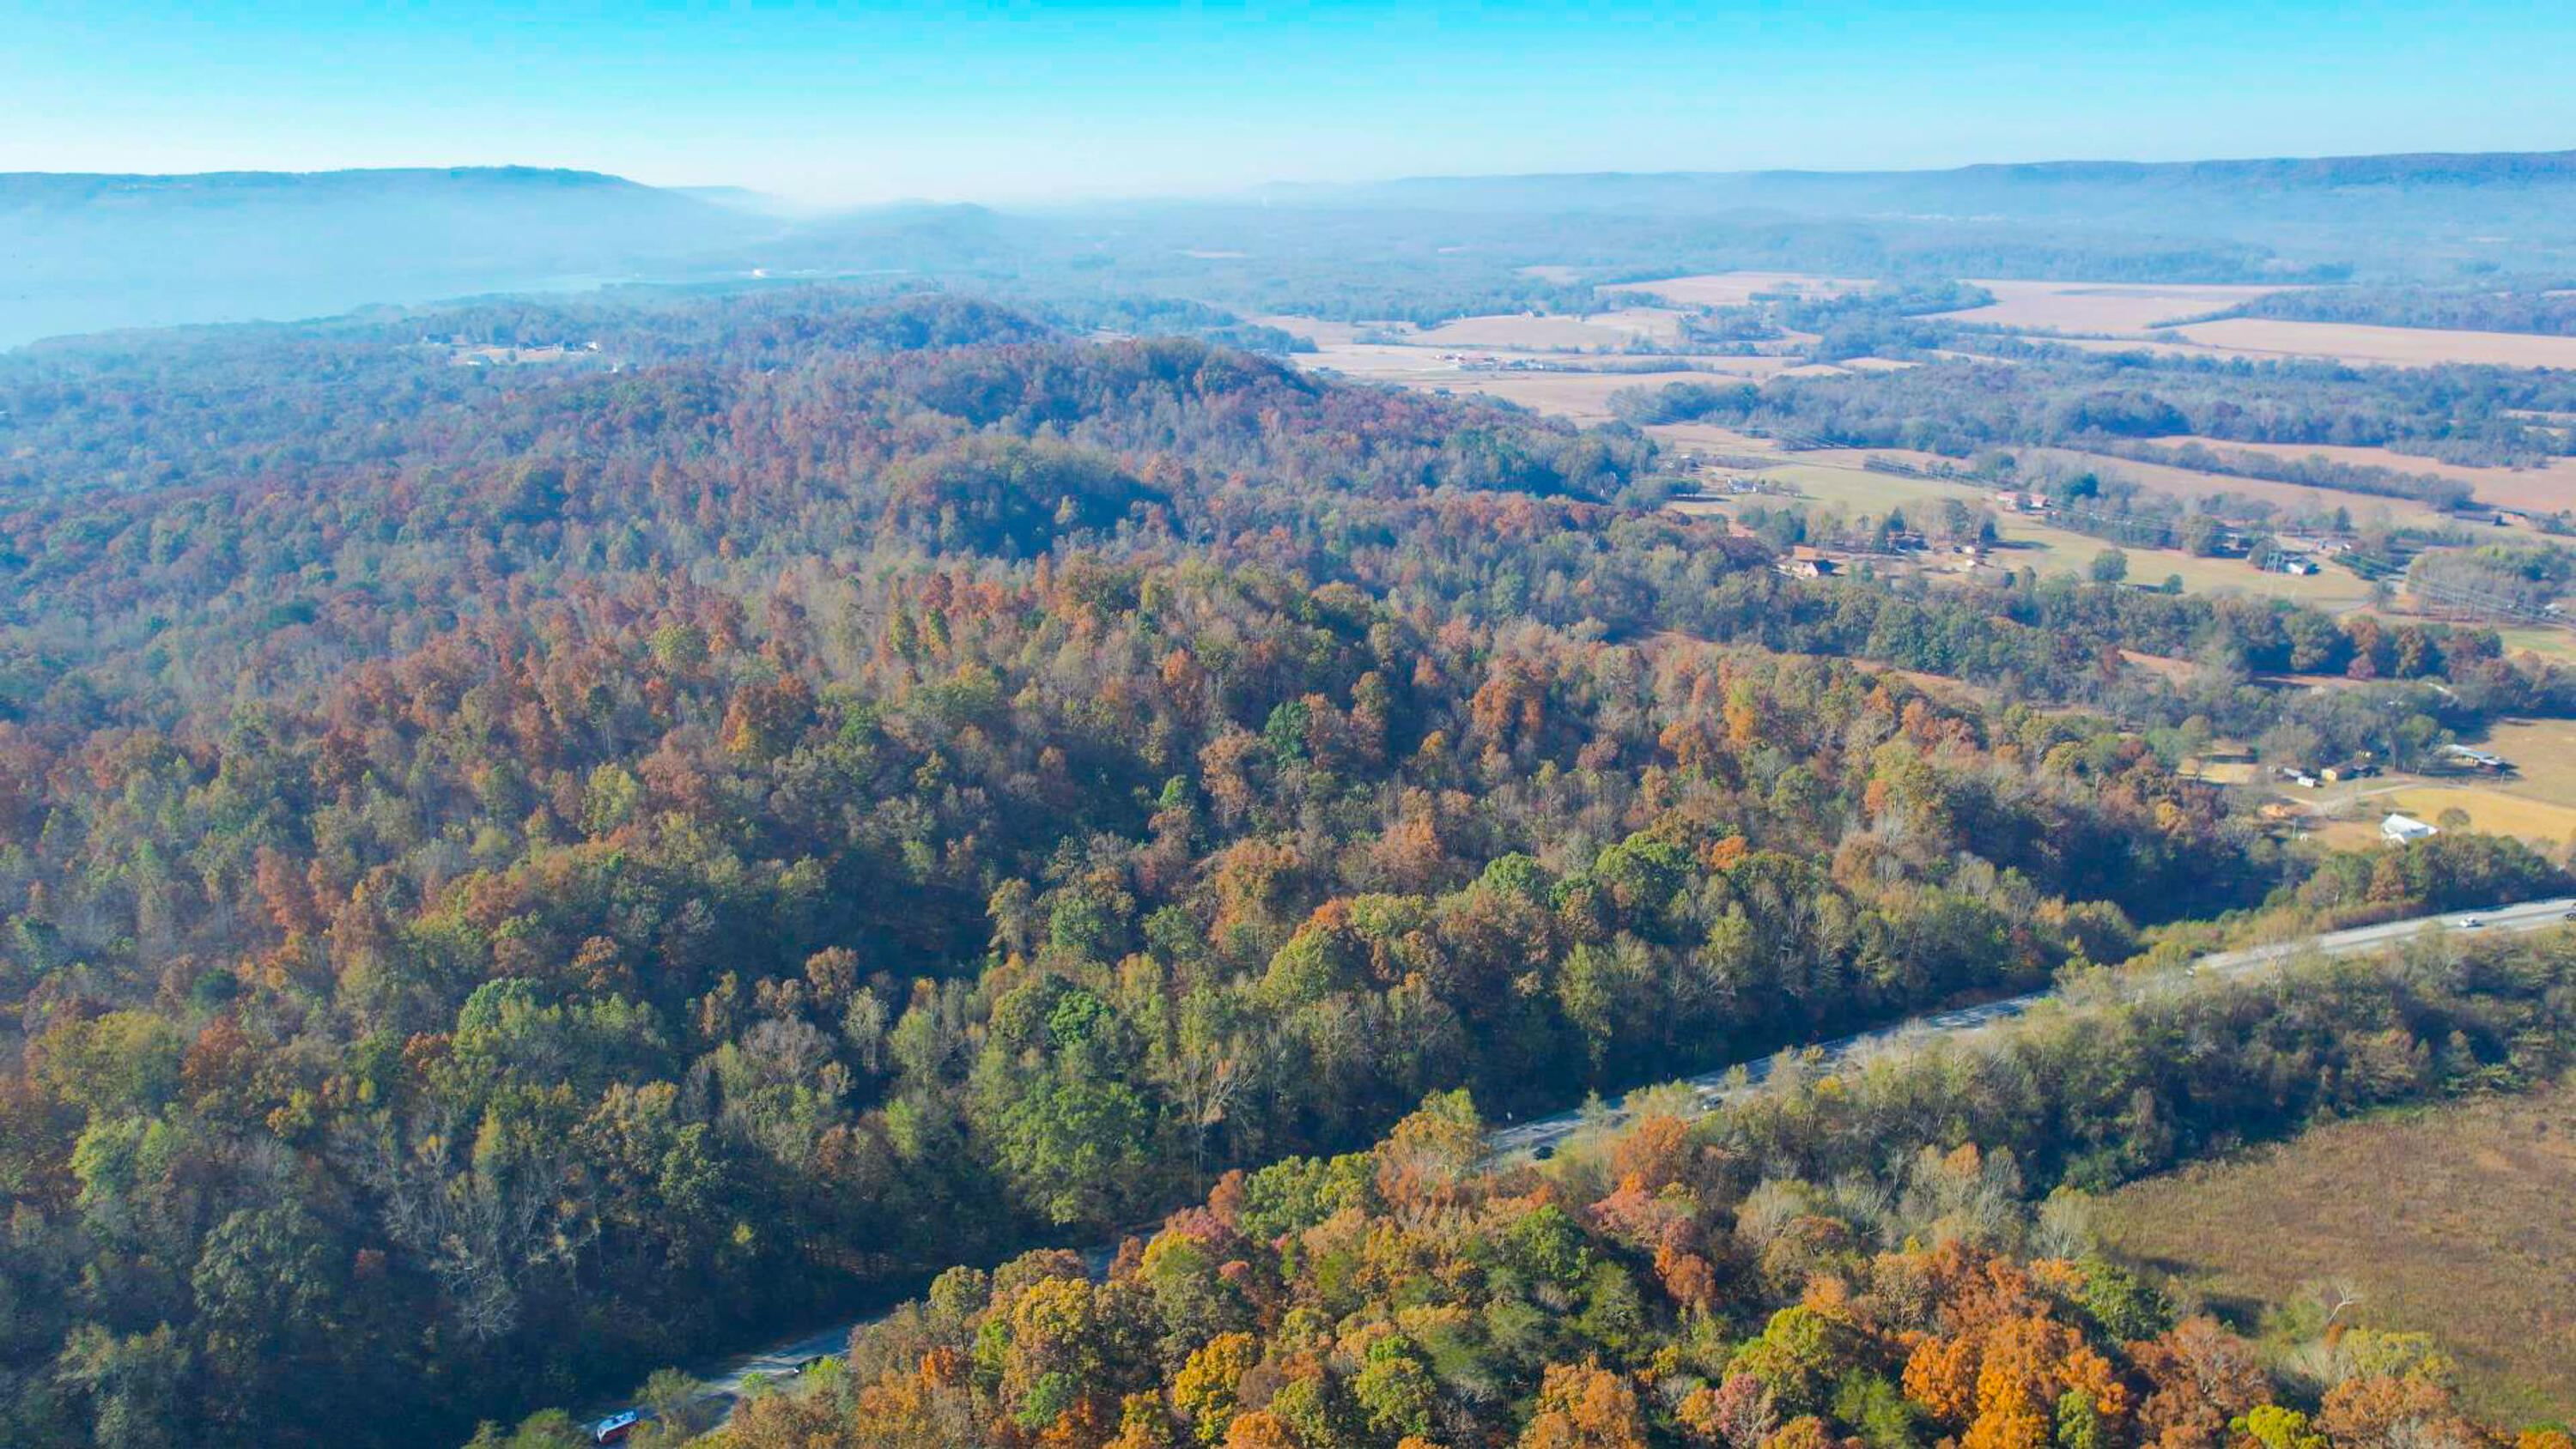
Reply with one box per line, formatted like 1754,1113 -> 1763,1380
710,932 -> 2576,1449
2,291 -> 2569,1447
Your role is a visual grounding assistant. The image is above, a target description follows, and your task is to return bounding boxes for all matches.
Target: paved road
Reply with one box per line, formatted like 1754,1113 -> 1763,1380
590,894 -> 2574,1433
1488,894 -> 2576,1159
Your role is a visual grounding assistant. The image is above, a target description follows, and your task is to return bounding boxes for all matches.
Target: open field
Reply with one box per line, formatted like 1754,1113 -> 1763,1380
2477,718 -> 2576,806
2141,436 -> 2576,515
1936,279 -> 2290,333
2261,717 -> 2576,848
1410,367 -> 1727,420
2494,624 -> 2576,664
1608,270 -> 1867,306
1405,306 -> 1689,349
1259,306 -> 1701,352
1926,280 -> 2576,371
2020,326 -> 2576,374
2096,1078 -> 2576,1425
2032,446 -> 2466,530
1290,329 -> 2563,615
2168,317 -> 2576,370
2295,777 -> 2576,852
1250,313 -> 1376,345
1777,441 -> 2451,536
1283,343 -> 1804,420
2372,785 -> 2576,845
1652,421 -> 1799,456
1728,461 -> 2382,606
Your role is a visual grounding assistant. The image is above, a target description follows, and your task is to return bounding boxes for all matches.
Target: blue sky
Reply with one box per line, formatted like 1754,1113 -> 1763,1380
5,1 -> 2572,203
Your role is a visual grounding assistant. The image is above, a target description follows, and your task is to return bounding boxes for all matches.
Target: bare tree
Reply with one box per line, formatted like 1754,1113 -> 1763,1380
341,1108 -> 595,1341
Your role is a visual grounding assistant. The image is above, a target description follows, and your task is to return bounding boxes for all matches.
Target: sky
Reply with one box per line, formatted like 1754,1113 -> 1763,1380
5,0 -> 2573,205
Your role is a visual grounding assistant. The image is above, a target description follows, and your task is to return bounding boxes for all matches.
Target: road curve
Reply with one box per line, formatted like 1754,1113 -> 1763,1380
594,895 -> 2575,1431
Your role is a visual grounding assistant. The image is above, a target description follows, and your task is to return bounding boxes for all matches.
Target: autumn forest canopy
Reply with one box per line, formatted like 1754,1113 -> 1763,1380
3,287 -> 2574,1449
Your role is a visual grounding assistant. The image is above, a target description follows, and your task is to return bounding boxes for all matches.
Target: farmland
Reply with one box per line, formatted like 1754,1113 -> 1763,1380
2167,316 -> 2576,369
2142,436 -> 2576,515
1935,278 -> 2289,333
1292,354 -> 1786,419
2096,1076 -> 2576,1426
1402,306 -> 1686,349
2269,714 -> 2576,851
1413,366 -> 1741,419
1267,312 -> 1812,420
1928,277 -> 2576,371
1284,324 -> 2446,612
2032,446 -> 2467,530
2478,718 -> 2576,804
1677,457 -> 2387,609
1607,269 -> 1868,306
2494,623 -> 2576,664
2370,786 -> 2576,846
1279,290 -> 2576,633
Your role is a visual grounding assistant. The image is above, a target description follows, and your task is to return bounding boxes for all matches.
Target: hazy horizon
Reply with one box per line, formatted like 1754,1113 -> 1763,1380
9,0 -> 2575,205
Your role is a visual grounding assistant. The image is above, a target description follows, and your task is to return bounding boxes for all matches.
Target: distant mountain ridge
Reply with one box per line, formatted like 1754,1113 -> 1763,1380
0,165 -> 762,267
9,149 -> 2576,349
1269,149 -> 2576,231
1,165 -> 662,202
0,167 -> 775,345
1284,148 -> 2576,199
1932,149 -> 2576,184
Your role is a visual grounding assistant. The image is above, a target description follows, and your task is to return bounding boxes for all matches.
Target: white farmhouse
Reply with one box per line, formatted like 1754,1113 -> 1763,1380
2380,813 -> 2439,843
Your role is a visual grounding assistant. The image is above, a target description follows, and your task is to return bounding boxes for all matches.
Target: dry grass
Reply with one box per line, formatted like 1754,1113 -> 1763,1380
2170,318 -> 2576,370
1935,280 -> 2289,334
2429,470 -> 2576,517
2456,718 -> 2576,812
2257,732 -> 2576,845
2095,1078 -> 2576,1426
2372,785 -> 2576,846
1652,421 -> 1796,456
